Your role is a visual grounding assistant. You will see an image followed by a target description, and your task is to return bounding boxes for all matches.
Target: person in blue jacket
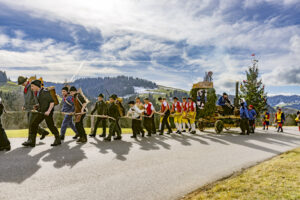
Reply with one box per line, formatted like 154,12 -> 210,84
217,93 -> 233,115
248,105 -> 257,134
60,87 -> 79,140
240,99 -> 250,135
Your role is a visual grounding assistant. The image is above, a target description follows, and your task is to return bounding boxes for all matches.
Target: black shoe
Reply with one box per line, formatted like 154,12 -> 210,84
152,131 -> 156,134
114,136 -> 122,140
73,135 -> 79,140
191,131 -> 196,134
147,133 -> 151,137
22,141 -> 35,147
0,145 -> 11,151
246,132 -> 250,135
99,134 -> 106,138
104,137 -> 111,142
137,132 -> 140,135
159,133 -> 164,135
176,130 -> 180,134
167,131 -> 172,134
131,135 -> 137,138
60,135 -> 65,141
240,133 -> 245,135
280,129 -> 283,132
89,133 -> 96,137
189,128 -> 192,132
76,137 -> 87,143
40,131 -> 49,140
142,132 -> 145,137
51,138 -> 61,146
178,131 -> 182,134
182,130 -> 186,133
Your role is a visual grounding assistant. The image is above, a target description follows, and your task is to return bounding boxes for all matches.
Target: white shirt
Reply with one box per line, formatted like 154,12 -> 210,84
128,105 -> 143,119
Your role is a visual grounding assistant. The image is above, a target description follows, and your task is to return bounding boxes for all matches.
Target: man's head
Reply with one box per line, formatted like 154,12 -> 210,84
98,93 -> 104,101
158,97 -> 163,103
223,92 -> 228,99
188,97 -> 192,102
278,107 -> 282,112
136,97 -> 141,103
144,98 -> 149,104
30,80 -> 41,92
249,105 -> 253,110
18,76 -> 28,87
69,86 -> 77,96
61,87 -> 69,97
109,94 -> 117,103
182,97 -> 187,102
173,97 -> 178,103
128,101 -> 135,108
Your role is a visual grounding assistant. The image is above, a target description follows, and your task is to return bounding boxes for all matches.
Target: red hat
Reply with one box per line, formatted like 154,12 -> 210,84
249,105 -> 253,108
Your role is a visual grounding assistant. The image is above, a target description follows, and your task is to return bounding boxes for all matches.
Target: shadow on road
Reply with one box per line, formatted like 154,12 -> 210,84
90,137 -> 132,161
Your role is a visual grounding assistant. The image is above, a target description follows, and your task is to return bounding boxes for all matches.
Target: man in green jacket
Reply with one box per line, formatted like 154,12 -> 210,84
104,94 -> 121,142
89,93 -> 108,138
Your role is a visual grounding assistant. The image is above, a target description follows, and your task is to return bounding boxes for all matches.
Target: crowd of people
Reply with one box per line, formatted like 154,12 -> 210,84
0,76 -> 299,152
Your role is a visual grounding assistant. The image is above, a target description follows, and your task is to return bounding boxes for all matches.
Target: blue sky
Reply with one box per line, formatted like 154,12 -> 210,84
0,0 -> 299,95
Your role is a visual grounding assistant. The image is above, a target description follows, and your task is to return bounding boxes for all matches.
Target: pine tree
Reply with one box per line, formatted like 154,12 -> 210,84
240,57 -> 267,115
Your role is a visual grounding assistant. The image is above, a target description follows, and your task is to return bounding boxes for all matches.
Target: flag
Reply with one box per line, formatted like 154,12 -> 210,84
251,53 -> 255,56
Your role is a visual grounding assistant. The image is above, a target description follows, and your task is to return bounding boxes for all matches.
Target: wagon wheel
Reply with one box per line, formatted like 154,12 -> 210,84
198,121 -> 205,132
214,120 -> 224,134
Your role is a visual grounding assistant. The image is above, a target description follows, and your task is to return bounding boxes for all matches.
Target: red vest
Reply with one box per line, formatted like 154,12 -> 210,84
182,102 -> 188,111
161,101 -> 169,112
188,102 -> 195,112
145,103 -> 153,116
172,102 -> 182,112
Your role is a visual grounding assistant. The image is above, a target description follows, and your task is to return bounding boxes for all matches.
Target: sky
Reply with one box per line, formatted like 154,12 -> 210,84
0,0 -> 299,95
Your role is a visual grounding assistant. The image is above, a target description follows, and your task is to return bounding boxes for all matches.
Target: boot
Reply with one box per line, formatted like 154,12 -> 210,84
40,130 -> 49,140
73,135 -> 79,140
51,136 -> 61,146
89,133 -> 96,137
104,137 -> 111,142
131,135 -> 137,138
60,135 -> 65,141
114,136 -> 122,140
99,134 -> 106,138
22,135 -> 36,147
0,145 -> 11,151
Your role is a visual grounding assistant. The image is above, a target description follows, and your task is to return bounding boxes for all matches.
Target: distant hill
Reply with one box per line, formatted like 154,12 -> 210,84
0,71 -> 8,86
267,95 -> 300,113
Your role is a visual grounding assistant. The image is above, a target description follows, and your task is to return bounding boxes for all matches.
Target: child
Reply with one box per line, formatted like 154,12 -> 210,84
262,110 -> 270,130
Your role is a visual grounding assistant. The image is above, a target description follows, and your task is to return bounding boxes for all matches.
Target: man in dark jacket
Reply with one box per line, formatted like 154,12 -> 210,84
18,76 -> 49,143
104,95 -> 121,142
89,93 -> 107,138
0,98 -> 10,151
22,80 -> 61,147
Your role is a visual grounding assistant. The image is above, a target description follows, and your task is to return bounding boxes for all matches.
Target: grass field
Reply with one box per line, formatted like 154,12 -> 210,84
183,147 -> 300,200
0,81 -> 21,93
6,128 -> 134,138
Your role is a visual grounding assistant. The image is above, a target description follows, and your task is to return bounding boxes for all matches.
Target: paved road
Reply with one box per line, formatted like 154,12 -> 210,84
1,127 -> 300,200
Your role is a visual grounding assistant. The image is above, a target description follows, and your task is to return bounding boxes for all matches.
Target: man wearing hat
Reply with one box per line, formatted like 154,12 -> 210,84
89,93 -> 108,138
171,97 -> 183,134
275,107 -> 285,132
60,87 -> 79,140
217,92 -> 233,115
104,95 -> 121,141
127,101 -> 144,138
18,76 -> 49,143
181,97 -> 190,132
248,105 -> 257,134
158,97 -> 172,135
240,98 -> 250,135
23,80 -> 61,147
0,98 -> 10,151
143,98 -> 155,137
69,86 -> 88,143
187,97 -> 197,134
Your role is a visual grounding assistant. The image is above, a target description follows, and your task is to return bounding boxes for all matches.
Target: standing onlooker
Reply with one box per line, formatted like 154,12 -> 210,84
248,105 -> 257,134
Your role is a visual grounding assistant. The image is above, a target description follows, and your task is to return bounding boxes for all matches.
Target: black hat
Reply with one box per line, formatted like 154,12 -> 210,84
128,101 -> 135,105
110,94 -> 117,100
188,97 -> 192,99
144,97 -> 149,100
62,87 -> 69,92
158,97 -> 162,101
31,80 -> 41,88
18,76 -> 27,85
70,86 -> 77,92
98,93 -> 104,98
223,92 -> 228,96
173,97 -> 178,100
182,97 -> 187,99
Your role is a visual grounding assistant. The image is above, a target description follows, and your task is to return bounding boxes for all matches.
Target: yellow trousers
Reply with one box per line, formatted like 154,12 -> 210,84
182,112 -> 189,124
173,112 -> 182,124
188,111 -> 196,124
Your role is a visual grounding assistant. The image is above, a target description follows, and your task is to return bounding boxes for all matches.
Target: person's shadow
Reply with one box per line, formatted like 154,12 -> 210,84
42,140 -> 87,169
90,137 -> 132,161
0,147 -> 49,183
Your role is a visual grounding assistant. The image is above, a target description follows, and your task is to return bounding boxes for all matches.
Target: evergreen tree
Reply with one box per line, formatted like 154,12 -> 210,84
240,57 -> 267,115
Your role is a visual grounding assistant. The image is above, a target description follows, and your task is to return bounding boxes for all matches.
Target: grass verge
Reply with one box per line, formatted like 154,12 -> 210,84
183,147 -> 300,200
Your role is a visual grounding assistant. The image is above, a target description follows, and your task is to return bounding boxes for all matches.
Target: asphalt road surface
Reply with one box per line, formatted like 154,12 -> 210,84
1,127 -> 300,200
